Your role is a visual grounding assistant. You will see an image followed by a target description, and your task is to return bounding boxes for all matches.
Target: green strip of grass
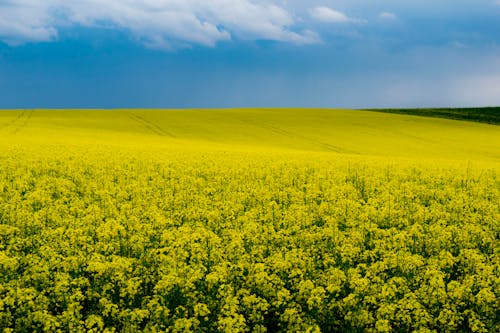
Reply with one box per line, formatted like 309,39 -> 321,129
364,107 -> 500,125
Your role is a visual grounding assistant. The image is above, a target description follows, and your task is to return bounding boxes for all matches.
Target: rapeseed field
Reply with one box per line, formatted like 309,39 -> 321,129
0,109 -> 499,332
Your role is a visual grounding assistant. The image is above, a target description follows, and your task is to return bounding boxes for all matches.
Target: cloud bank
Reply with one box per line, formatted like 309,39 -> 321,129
0,1 -> 58,45
0,0 -> 319,49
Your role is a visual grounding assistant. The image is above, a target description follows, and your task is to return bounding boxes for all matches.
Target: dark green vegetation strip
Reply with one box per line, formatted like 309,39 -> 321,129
363,107 -> 500,125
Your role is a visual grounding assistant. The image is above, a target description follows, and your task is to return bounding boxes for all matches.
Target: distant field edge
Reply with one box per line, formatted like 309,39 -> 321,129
361,107 -> 500,125
2,107 -> 500,126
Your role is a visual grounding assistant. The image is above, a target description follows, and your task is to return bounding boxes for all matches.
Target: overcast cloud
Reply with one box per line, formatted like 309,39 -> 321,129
1,0 -> 499,108
0,0 -> 322,48
2,1 -> 499,49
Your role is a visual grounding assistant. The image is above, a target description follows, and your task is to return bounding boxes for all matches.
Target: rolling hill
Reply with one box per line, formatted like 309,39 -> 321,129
1,108 -> 499,164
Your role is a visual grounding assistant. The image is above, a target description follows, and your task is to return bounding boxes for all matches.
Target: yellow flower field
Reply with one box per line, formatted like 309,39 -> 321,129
0,109 -> 499,332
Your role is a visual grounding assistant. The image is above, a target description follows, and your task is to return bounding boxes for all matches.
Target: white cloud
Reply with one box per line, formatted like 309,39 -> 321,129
0,1 -> 58,45
0,0 -> 319,49
309,6 -> 364,24
378,12 -> 397,20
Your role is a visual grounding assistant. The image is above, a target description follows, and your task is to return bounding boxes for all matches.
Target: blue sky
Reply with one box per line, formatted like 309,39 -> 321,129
1,0 -> 499,109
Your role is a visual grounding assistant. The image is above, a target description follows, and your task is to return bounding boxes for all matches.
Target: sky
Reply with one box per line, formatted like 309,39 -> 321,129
0,0 -> 500,109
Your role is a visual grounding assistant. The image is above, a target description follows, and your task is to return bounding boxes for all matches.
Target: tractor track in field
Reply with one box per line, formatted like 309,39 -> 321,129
12,110 -> 34,135
0,110 -> 34,135
127,112 -> 176,138
243,119 -> 353,153
265,124 -> 348,153
0,110 -> 27,130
